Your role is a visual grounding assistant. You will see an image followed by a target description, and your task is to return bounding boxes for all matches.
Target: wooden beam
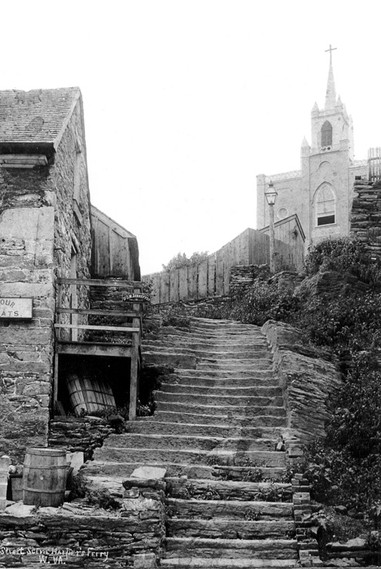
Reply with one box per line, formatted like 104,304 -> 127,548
56,308 -> 142,319
54,324 -> 140,333
53,352 -> 59,404
57,278 -> 144,289
129,333 -> 139,421
57,342 -> 133,357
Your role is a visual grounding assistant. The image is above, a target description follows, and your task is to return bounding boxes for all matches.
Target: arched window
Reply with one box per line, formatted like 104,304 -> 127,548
315,185 -> 336,226
321,121 -> 333,147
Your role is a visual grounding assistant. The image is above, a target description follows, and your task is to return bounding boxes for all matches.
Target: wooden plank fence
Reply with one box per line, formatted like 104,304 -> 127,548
144,226 -> 304,304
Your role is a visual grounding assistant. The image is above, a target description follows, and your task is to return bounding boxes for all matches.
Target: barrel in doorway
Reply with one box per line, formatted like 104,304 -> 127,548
22,448 -> 68,507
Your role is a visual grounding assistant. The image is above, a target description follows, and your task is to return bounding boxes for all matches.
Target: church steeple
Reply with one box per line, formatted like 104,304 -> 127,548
325,45 -> 337,109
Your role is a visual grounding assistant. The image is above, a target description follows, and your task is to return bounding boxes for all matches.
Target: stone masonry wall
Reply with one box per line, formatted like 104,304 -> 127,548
0,99 -> 92,463
350,180 -> 381,259
262,320 -> 341,446
0,175 -> 55,461
53,100 -> 92,340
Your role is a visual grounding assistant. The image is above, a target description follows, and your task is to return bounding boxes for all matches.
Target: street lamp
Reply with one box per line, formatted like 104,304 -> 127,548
265,180 -> 278,272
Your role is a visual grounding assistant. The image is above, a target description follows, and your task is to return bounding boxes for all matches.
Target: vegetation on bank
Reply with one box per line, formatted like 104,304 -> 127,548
233,238 -> 381,522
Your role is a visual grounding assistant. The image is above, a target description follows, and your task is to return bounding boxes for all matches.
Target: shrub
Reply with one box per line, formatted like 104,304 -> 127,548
162,251 -> 209,271
305,237 -> 381,286
230,279 -> 299,326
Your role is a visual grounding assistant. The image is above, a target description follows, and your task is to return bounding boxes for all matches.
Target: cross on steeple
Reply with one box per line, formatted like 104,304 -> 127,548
325,44 -> 337,66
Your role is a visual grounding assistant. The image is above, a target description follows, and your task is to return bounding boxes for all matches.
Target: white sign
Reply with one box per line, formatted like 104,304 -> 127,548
0,298 -> 33,319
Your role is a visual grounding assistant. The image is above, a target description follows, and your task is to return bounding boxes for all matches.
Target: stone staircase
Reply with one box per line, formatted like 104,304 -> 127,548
84,317 -> 301,568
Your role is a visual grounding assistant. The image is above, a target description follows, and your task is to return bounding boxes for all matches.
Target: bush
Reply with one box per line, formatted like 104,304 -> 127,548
162,251 -> 209,271
305,237 -> 381,286
230,279 -> 299,326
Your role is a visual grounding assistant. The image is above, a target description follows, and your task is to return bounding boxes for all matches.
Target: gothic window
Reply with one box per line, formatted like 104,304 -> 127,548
315,185 -> 336,226
321,121 -> 333,147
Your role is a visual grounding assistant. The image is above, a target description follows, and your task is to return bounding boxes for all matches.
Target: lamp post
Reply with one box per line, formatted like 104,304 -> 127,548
265,180 -> 278,273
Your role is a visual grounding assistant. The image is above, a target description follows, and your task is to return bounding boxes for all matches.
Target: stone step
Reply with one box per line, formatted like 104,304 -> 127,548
130,419 -> 284,439
155,391 -> 284,408
162,376 -> 280,388
177,369 -> 274,378
197,358 -> 273,367
95,447 -> 287,468
152,411 -> 288,427
166,498 -> 293,520
165,537 -> 298,559
161,558 -> 297,568
166,478 -> 293,502
149,330 -> 267,343
142,344 -> 271,352
143,340 -> 269,351
103,433 -> 279,452
160,384 -> 283,397
186,331 -> 266,339
167,518 -> 296,539
189,326 -> 265,335
155,401 -> 287,418
83,461 -> 286,480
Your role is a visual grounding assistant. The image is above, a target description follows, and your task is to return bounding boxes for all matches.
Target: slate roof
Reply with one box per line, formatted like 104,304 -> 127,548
0,87 -> 81,149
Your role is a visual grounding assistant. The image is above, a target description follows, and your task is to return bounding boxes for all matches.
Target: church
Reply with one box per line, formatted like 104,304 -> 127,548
256,48 -> 368,247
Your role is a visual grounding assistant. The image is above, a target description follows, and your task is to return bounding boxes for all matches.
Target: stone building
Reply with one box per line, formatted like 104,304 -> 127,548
256,54 -> 368,247
0,88 -> 140,461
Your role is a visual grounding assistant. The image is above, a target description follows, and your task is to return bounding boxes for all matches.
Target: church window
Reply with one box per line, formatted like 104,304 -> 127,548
321,121 -> 333,147
315,185 -> 336,226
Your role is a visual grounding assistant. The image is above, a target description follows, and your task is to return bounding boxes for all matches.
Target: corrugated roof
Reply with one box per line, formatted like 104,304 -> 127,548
0,87 -> 81,148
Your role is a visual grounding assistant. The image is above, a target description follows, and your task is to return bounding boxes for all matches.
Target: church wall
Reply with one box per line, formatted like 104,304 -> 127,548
256,61 -> 371,250
256,173 -> 302,230
0,99 -> 92,463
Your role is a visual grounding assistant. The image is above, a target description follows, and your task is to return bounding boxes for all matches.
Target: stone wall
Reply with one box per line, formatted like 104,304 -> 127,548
48,417 -> 113,461
350,180 -> 381,259
0,98 -> 92,462
0,184 -> 56,461
261,320 -> 341,446
0,484 -> 165,567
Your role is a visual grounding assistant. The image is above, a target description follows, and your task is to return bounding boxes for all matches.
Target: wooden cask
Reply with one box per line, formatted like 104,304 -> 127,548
66,373 -> 115,416
22,448 -> 68,507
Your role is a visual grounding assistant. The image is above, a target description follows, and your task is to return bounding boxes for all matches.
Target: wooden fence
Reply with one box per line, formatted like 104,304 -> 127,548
368,148 -> 381,183
144,225 -> 304,304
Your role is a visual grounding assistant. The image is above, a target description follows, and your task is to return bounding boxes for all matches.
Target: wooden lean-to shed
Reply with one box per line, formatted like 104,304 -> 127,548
91,205 -> 141,280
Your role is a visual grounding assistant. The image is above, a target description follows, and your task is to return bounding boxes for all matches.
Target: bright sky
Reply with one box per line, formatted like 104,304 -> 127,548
0,0 -> 380,274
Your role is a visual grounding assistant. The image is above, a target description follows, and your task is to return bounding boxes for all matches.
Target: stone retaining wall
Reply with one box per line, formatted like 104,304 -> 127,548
48,416 -> 113,461
351,180 -> 381,259
261,320 -> 341,446
0,485 -> 164,568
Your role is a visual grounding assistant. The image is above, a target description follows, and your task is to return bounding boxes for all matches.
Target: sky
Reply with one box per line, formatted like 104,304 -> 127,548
0,0 -> 380,274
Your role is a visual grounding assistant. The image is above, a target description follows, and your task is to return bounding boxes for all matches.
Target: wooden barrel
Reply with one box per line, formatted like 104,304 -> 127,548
66,373 -> 115,416
22,448 -> 68,507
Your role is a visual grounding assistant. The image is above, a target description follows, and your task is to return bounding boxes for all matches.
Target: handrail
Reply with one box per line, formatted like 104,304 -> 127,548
54,324 -> 140,333
56,308 -> 142,319
57,277 -> 144,289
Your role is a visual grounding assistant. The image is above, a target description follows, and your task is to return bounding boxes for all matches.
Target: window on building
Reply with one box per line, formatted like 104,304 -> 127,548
315,185 -> 336,226
321,121 -> 333,147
